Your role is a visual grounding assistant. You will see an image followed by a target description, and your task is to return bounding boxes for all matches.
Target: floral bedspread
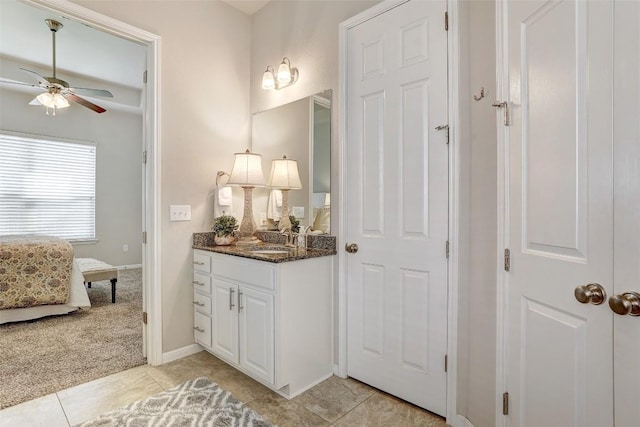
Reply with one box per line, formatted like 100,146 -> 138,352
0,235 -> 73,309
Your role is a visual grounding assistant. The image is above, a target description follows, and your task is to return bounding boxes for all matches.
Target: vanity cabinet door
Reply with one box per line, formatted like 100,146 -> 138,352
212,278 -> 239,364
239,286 -> 275,385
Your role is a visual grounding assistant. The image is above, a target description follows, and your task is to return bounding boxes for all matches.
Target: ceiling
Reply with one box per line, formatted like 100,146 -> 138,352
222,0 -> 271,15
0,0 -> 146,89
0,0 -> 271,93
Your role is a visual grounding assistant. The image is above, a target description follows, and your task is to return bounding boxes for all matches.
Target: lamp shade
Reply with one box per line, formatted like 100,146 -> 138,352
267,155 -> 302,190
277,58 -> 292,84
227,149 -> 266,187
262,66 -> 275,90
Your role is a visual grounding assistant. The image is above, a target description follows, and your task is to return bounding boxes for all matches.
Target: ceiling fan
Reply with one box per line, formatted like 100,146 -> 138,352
0,19 -> 113,115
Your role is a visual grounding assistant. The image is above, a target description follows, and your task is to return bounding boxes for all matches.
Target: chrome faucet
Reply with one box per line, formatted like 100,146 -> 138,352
281,227 -> 297,247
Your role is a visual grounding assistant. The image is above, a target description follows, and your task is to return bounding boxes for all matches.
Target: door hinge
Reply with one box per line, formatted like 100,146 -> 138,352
143,70 -> 148,84
445,240 -> 450,259
142,231 -> 147,244
435,124 -> 449,144
445,11 -> 449,31
143,150 -> 147,164
142,311 -> 148,324
445,354 -> 448,372
504,248 -> 511,272
502,392 -> 509,415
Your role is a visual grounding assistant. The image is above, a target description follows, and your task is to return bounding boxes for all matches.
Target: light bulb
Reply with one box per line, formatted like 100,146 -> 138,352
262,66 -> 275,90
277,58 -> 292,84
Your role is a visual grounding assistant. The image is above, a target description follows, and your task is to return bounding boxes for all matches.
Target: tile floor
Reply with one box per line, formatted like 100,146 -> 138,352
0,351 -> 448,426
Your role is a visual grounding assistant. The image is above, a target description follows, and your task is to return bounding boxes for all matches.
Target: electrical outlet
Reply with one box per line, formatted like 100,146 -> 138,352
292,206 -> 304,218
169,204 -> 192,221
122,244 -> 129,252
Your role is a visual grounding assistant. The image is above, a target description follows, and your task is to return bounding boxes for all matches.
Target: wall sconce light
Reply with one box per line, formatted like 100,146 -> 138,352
227,149 -> 266,243
267,154 -> 302,230
262,57 -> 299,90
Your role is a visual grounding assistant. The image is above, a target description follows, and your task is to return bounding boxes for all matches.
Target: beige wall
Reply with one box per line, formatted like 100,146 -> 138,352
73,0 -> 252,353
457,1 -> 498,426
0,82 -> 143,267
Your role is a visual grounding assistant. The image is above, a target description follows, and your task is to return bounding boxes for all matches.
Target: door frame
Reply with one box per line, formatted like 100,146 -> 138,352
495,1 -> 508,426
27,0 -> 163,365
337,0 -> 462,423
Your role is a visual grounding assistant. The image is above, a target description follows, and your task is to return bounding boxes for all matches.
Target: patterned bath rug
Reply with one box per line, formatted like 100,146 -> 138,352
79,377 -> 275,426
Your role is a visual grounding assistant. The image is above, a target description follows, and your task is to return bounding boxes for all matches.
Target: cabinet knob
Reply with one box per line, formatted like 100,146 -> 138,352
192,281 -> 204,286
193,261 -> 205,266
193,326 -> 205,333
193,301 -> 204,307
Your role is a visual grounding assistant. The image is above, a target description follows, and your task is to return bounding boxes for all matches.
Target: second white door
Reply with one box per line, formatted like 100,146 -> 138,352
345,0 -> 449,415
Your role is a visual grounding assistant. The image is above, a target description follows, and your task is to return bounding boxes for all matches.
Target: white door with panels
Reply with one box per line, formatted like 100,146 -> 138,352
345,0 -> 449,415
502,0 -> 639,426
612,2 -> 640,425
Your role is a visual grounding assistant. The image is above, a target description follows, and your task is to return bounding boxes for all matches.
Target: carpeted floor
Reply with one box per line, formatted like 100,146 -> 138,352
0,268 -> 145,409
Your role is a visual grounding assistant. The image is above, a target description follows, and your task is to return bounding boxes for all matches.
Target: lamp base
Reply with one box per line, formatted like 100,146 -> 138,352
277,189 -> 292,231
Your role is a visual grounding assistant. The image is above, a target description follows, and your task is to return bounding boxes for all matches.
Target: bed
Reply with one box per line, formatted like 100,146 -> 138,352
0,235 -> 91,324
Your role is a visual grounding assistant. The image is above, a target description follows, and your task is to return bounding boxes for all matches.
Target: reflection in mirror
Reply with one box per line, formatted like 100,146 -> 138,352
251,90 -> 331,233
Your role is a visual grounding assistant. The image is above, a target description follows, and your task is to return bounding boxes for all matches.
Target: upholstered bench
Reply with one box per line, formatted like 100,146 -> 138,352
76,258 -> 118,303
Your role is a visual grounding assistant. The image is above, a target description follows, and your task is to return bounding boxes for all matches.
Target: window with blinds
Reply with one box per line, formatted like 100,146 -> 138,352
0,133 -> 96,241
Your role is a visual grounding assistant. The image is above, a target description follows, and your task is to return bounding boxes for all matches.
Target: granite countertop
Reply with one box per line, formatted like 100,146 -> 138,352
193,231 -> 336,264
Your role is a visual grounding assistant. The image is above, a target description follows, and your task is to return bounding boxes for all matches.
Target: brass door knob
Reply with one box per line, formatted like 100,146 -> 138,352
608,292 -> 640,316
345,243 -> 359,253
574,283 -> 607,305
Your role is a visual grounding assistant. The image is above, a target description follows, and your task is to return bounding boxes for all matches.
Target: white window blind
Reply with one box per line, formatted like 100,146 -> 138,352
0,133 -> 96,241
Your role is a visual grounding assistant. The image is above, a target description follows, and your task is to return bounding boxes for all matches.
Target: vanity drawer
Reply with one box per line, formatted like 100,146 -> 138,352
211,252 -> 276,291
193,291 -> 212,315
192,272 -> 212,294
194,311 -> 212,348
193,251 -> 212,274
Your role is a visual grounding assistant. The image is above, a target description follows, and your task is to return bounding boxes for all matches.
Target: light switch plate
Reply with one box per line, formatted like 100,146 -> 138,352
170,204 -> 191,221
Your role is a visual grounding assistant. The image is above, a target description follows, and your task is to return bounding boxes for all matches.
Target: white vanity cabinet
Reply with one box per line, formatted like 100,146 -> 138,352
192,249 -> 333,398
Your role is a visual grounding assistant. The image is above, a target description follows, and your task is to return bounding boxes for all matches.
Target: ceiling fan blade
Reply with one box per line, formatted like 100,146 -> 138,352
65,93 -> 106,114
0,77 -> 42,89
20,68 -> 51,85
68,87 -> 113,98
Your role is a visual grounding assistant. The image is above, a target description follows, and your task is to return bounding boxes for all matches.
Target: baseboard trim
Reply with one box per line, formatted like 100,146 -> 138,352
116,264 -> 143,270
161,343 -> 202,364
332,364 -> 347,378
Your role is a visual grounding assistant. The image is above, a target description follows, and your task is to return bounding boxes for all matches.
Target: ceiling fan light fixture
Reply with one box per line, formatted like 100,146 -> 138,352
36,92 -> 69,109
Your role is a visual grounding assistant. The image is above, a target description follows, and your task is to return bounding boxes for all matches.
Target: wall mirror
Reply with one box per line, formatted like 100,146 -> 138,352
251,90 -> 331,233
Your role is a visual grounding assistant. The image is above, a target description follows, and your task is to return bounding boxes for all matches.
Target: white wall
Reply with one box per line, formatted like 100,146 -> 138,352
73,0 -> 252,353
0,79 -> 143,267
